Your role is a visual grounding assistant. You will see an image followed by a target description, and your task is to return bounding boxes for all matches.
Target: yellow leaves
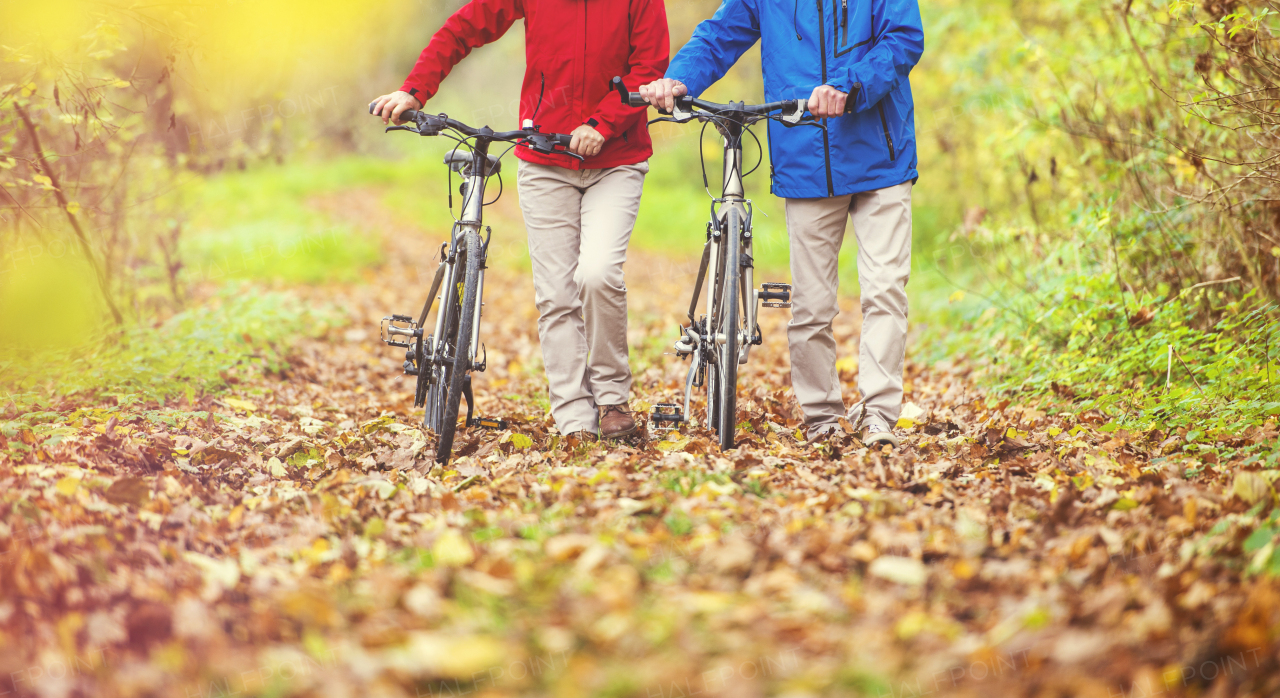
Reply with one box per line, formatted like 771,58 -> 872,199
432,529 -> 474,567
655,431 -> 692,452
280,585 -> 339,627
835,356 -> 859,377
1166,154 -> 1198,182
223,397 -> 256,412
21,82 -> 37,97
55,475 -> 82,496
1271,246 -> 1280,258
385,633 -> 506,679
897,401 -> 926,429
1071,472 -> 1094,490
31,173 -> 56,191
1111,498 -> 1140,512
949,290 -> 966,303
894,610 -> 930,640
500,431 -> 533,449
1231,471 -> 1273,505
65,201 -> 81,215
267,457 -> 287,477
109,79 -> 130,88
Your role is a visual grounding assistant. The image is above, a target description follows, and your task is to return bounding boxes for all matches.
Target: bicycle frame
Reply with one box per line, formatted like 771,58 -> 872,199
427,141 -> 493,377
681,114 -> 757,429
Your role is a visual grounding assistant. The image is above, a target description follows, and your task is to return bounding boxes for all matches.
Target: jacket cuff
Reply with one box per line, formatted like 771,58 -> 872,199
399,84 -> 429,107
824,68 -> 852,96
586,117 -> 615,141
665,75 -> 700,99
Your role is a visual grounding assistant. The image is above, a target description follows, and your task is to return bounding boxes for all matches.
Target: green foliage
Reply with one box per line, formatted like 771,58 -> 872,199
925,206 -> 1280,443
1242,508 -> 1280,577
0,285 -> 339,408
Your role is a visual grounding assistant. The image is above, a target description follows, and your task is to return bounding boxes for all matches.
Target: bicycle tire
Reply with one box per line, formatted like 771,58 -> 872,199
716,209 -> 741,450
424,272 -> 460,435
436,230 -> 483,463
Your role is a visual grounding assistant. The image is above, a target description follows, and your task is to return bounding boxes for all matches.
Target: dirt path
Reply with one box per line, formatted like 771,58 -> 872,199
2,190 -> 1277,698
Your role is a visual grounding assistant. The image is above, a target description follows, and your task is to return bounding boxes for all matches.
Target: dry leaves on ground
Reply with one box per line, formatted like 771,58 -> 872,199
2,197 -> 1279,698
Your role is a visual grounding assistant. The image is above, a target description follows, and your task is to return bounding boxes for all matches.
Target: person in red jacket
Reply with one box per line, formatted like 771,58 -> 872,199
371,0 -> 669,443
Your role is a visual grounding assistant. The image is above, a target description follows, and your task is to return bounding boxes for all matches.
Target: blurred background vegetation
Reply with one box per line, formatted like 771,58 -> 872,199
2,0 -> 1278,441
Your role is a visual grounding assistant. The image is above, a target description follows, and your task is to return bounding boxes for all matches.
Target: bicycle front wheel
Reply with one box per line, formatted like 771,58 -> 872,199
436,230 -> 483,463
714,208 -> 741,451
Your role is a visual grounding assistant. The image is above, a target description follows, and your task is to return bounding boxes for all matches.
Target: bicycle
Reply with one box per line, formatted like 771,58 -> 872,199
611,77 -> 828,450
371,106 -> 581,464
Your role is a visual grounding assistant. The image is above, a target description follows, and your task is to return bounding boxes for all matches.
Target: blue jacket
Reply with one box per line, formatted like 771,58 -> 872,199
666,0 -> 924,199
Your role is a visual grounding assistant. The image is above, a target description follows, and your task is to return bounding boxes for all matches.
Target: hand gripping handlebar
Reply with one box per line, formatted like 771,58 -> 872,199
371,104 -> 578,158
610,77 -> 857,123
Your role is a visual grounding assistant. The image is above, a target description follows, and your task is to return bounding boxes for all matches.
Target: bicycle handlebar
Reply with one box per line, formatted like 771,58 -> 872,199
611,76 -> 856,120
372,104 -> 576,157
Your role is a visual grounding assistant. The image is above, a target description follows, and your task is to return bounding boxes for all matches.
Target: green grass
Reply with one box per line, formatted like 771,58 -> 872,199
0,284 -> 339,409
175,131 -> 962,302
179,157 -> 395,284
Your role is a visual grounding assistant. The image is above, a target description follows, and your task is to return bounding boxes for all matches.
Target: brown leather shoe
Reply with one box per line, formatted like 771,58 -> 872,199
598,404 -> 638,439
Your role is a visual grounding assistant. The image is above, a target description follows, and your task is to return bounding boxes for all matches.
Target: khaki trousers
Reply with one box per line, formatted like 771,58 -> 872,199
785,182 -> 913,429
516,160 -> 647,435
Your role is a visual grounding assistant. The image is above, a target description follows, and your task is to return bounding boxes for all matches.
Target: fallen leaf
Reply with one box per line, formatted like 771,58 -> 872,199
868,556 -> 926,586
104,478 -> 150,507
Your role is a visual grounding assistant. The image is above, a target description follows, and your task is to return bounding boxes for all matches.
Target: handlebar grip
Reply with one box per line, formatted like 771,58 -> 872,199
611,77 -> 648,109
400,109 -> 422,122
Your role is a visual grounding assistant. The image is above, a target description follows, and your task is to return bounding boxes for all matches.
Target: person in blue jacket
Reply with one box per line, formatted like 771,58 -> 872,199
640,0 -> 923,449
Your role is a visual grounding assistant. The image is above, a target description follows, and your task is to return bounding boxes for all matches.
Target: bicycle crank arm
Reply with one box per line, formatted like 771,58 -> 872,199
682,347 -> 700,423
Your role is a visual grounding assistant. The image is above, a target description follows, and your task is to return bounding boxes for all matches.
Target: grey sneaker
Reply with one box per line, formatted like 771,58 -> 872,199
861,421 -> 901,449
804,423 -> 841,444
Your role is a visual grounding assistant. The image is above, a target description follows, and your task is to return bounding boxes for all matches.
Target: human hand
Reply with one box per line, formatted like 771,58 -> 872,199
638,78 -> 688,113
807,85 -> 848,119
369,91 -> 423,125
569,124 -> 605,158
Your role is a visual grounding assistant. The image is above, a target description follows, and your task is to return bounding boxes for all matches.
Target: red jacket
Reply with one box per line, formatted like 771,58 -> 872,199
401,0 -> 669,170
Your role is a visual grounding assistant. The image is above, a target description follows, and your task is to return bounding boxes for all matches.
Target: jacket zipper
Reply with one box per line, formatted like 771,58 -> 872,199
816,0 -> 835,197
578,2 -> 588,169
877,103 -> 896,160
833,0 -> 845,48
835,0 -> 858,58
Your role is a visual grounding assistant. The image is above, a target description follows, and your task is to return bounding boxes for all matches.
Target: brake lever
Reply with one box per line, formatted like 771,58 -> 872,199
522,135 -> 586,161
385,125 -> 418,134
782,98 -> 809,126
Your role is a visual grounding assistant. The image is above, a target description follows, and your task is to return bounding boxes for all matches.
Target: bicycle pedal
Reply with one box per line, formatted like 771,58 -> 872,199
650,404 -> 686,433
759,282 -> 792,309
467,417 -> 509,431
381,314 -> 420,348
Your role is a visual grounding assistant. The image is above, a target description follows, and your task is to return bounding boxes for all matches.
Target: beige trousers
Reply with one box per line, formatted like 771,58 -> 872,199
516,160 -> 647,434
785,182 -> 913,429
